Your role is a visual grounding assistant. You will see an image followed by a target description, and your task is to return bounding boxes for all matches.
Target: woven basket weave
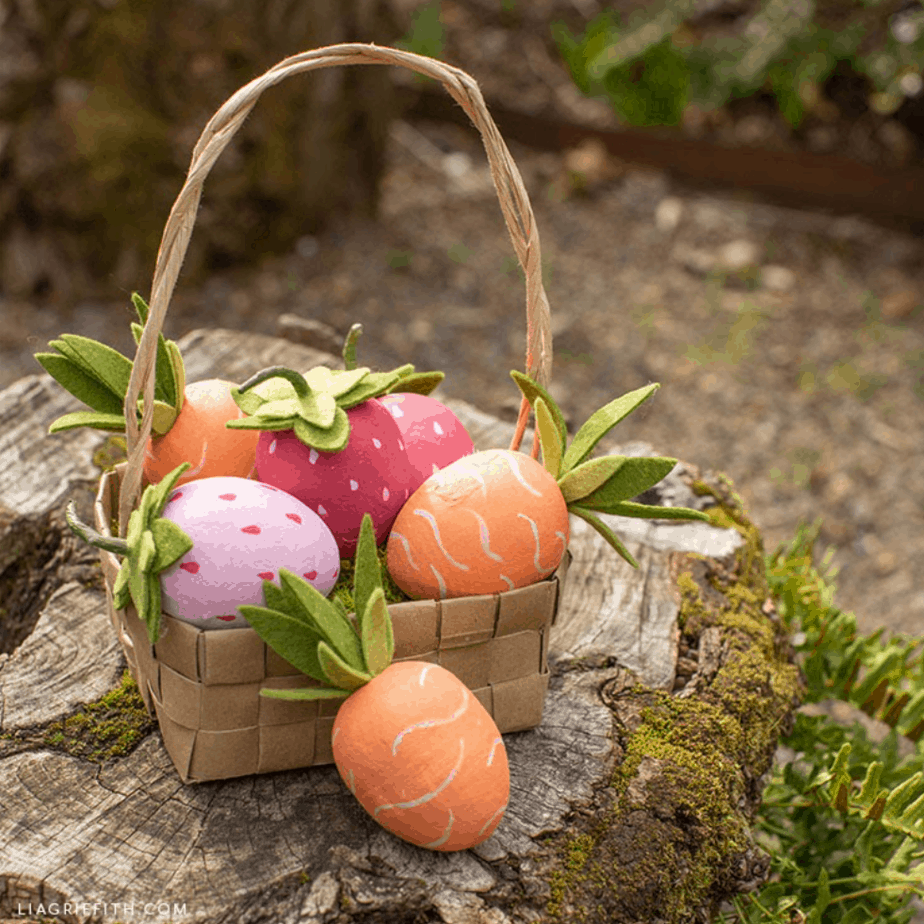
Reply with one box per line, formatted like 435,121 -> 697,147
93,43 -> 566,784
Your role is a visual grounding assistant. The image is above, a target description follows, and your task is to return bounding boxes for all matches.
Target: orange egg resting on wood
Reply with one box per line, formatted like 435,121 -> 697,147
332,661 -> 509,851
386,449 -> 569,599
143,379 -> 259,485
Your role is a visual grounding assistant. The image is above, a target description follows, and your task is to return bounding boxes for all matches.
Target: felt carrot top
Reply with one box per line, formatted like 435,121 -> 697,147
240,513 -> 394,701
510,371 -> 710,567
34,294 -> 186,436
227,323 -> 444,452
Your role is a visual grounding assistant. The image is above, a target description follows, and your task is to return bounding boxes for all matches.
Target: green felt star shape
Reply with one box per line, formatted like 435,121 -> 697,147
65,463 -> 193,643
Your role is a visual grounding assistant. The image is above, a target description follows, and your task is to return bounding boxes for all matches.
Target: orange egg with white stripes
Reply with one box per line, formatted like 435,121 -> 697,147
386,448 -> 569,599
331,660 -> 509,851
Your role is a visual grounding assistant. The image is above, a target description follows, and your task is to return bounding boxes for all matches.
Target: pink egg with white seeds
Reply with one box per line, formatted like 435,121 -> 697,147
160,476 -> 340,629
255,399 -> 417,558
378,393 -> 474,491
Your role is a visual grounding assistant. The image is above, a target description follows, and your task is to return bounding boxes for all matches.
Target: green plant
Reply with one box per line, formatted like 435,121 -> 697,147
719,521 -> 924,923
553,1 -> 924,129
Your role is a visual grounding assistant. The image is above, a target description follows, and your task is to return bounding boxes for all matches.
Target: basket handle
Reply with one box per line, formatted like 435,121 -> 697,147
120,43 -> 553,535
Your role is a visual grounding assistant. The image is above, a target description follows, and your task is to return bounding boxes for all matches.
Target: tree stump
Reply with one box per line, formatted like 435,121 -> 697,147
0,330 -> 801,924
0,0 -> 395,300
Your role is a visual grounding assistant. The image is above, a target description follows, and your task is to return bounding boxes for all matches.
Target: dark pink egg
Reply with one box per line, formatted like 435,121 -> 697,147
255,399 -> 416,558
378,393 -> 474,492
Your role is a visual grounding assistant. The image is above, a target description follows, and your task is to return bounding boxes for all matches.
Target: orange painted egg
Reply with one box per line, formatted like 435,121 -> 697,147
332,661 -> 509,851
386,448 -> 569,599
144,379 -> 259,485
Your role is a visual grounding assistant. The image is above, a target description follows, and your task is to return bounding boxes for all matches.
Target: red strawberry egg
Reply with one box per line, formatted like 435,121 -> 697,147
159,476 -> 339,629
255,399 -> 416,559
386,449 -> 569,600
378,393 -> 474,491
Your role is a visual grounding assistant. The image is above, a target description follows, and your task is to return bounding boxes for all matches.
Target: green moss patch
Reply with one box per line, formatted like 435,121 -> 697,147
42,670 -> 155,762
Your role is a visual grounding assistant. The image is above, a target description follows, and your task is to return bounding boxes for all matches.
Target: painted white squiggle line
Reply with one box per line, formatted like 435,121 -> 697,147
500,453 -> 542,496
469,510 -> 504,562
346,768 -> 356,796
430,565 -> 448,599
419,665 -> 433,687
332,727 -> 340,745
390,531 -> 419,571
425,810 -> 454,849
374,738 -> 465,819
414,509 -> 470,571
499,574 -> 514,590
477,802 -> 508,839
519,512 -> 563,574
184,441 -> 208,479
392,687 -> 469,756
487,737 -> 504,767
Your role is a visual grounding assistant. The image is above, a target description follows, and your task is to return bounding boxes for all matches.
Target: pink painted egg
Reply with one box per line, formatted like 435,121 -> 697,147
378,393 -> 475,492
160,476 -> 340,629
255,399 -> 417,559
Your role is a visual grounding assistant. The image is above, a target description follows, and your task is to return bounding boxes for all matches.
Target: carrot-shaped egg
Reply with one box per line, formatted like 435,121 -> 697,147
387,372 -> 712,600
34,293 -> 258,485
240,514 -> 510,852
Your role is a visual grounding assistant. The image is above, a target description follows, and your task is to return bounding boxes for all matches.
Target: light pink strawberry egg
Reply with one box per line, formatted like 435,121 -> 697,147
378,393 -> 474,492
255,399 -> 417,559
159,476 -> 340,629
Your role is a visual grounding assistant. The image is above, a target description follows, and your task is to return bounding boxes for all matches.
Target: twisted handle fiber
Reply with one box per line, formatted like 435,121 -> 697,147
120,43 -> 553,535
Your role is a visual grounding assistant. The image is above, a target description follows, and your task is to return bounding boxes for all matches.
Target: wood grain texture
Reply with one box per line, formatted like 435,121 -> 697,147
0,329 -> 796,924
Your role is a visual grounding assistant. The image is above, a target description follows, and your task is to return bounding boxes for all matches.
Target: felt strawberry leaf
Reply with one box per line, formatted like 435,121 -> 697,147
130,321 -> 177,408
318,641 -> 372,691
559,456 -> 626,504
578,456 -> 677,509
510,370 -> 568,448
278,569 -> 364,671
150,519 -> 194,572
49,411 -> 128,434
238,605 -> 329,684
569,506 -> 639,568
388,370 -> 445,396
260,685 -> 350,701
337,370 -> 405,409
305,366 -> 369,400
35,353 -> 126,417
594,500 -> 711,522
226,415 -> 295,432
534,397 -> 564,478
561,384 -> 660,474
229,387 -> 265,417
361,588 -> 393,677
293,413 -> 350,452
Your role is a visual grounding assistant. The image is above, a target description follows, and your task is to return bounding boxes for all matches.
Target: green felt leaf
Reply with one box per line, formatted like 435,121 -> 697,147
297,390 -> 337,429
278,569 -> 364,670
230,386 -> 265,417
260,686 -> 350,701
238,605 -> 329,684
293,410 -> 350,452
561,383 -> 660,474
326,367 -> 371,398
578,456 -> 677,509
262,579 -> 300,616
147,399 -> 178,435
569,506 -> 639,568
166,340 -> 185,415
130,321 -> 177,409
150,519 -> 195,571
593,500 -> 710,522
342,324 -> 363,371
55,334 -> 134,403
558,456 -> 626,503
352,514 -> 381,637
318,641 -> 371,692
132,292 -> 150,324
510,370 -> 568,448
137,530 -> 157,573
535,397 -> 563,478
361,588 -> 393,677
48,411 -> 127,434
337,370 -> 403,408
147,463 -> 189,514
36,353 -> 126,416
258,397 -> 302,420
388,371 -> 444,396
225,415 -> 296,432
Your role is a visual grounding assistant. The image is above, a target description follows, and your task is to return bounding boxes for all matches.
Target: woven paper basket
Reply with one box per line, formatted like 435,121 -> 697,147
92,43 -> 568,784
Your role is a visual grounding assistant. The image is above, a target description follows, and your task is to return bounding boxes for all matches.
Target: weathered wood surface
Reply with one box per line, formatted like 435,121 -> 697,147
0,329 -> 797,924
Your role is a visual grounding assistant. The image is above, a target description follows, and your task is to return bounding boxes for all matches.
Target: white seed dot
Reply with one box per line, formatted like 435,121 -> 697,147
390,405 -> 404,418
373,438 -> 382,449
433,421 -> 444,436
269,440 -> 277,454
308,448 -> 319,465
398,440 -> 405,451
318,505 -> 327,516
383,487 -> 390,501
350,479 -> 359,491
